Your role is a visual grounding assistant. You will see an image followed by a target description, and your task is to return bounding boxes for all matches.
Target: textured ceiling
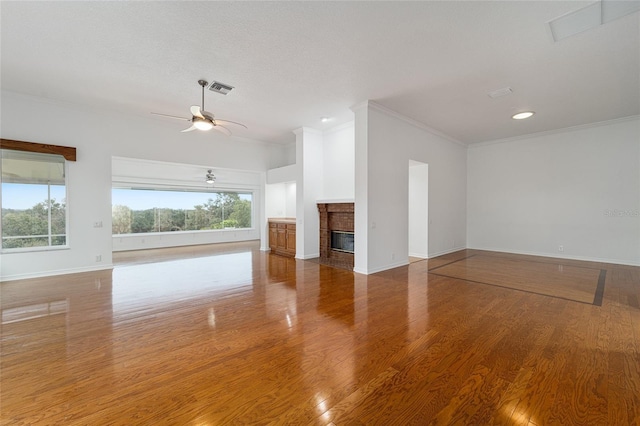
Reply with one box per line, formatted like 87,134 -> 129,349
1,1 -> 638,144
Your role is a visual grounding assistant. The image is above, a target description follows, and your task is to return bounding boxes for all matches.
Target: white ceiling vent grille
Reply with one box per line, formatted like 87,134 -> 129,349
208,81 -> 234,95
547,0 -> 640,42
488,87 -> 513,99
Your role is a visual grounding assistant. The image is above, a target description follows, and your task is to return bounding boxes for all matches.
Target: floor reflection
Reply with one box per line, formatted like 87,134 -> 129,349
4,245 -> 628,424
111,251 -> 255,310
317,266 -> 355,325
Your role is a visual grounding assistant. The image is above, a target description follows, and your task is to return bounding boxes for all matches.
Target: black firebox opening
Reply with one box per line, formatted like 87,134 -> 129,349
331,231 -> 354,253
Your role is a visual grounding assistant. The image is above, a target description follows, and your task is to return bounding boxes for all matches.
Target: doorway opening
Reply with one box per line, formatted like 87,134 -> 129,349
408,161 -> 428,261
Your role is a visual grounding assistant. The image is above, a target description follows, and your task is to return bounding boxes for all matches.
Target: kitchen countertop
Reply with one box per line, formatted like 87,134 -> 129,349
268,217 -> 296,224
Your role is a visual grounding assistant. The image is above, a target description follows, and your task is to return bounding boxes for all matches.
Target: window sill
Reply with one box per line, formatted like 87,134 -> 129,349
1,245 -> 70,255
113,228 -> 255,237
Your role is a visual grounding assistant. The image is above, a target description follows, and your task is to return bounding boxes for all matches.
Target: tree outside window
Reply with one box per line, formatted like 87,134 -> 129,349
111,188 -> 252,234
1,149 -> 67,250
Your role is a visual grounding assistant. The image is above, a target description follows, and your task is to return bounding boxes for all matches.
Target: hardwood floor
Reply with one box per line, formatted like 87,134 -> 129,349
428,254 -> 604,305
1,243 -> 639,425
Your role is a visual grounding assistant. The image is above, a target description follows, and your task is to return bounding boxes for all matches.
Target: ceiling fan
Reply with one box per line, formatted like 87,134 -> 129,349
151,80 -> 247,136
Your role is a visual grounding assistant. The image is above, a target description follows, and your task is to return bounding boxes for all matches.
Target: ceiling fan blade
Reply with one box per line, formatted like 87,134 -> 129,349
212,124 -> 232,136
181,125 -> 198,133
215,119 -> 248,129
151,112 -> 190,121
190,105 -> 204,119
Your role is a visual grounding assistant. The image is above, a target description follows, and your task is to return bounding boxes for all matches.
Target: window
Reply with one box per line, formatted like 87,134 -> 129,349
112,188 -> 253,234
1,149 -> 67,250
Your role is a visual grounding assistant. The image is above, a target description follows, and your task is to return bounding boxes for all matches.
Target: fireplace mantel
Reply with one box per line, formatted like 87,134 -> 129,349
316,198 -> 354,204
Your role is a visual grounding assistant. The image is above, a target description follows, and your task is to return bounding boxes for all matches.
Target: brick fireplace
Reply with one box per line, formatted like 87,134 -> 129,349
317,202 -> 354,269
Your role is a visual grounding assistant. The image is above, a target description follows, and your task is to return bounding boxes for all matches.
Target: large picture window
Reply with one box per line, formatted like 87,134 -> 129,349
1,149 -> 67,250
112,188 -> 253,234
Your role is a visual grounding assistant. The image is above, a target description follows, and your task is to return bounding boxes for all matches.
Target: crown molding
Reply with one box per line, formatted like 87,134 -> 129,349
292,127 -> 323,137
349,100 -> 370,113
469,115 -> 640,149
353,100 -> 467,148
323,120 -> 354,136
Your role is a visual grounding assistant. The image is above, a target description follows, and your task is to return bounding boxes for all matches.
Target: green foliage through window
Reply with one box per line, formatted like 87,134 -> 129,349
112,189 -> 252,234
1,149 -> 67,250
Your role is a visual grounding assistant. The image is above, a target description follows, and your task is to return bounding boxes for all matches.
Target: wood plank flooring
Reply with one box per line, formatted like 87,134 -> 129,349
429,254 -> 603,305
1,243 -> 639,425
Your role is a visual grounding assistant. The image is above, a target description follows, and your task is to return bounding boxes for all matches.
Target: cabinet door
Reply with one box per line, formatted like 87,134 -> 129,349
269,225 -> 278,250
286,228 -> 296,255
277,229 -> 287,249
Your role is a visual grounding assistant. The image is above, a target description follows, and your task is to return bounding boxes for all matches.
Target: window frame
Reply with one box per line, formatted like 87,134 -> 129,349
111,184 -> 256,236
1,148 -> 71,253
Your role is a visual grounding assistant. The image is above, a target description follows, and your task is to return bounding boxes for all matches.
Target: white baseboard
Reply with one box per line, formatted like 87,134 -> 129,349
296,253 -> 320,260
466,246 -> 640,267
355,259 -> 410,275
1,264 -> 114,282
408,252 -> 428,259
428,246 -> 467,259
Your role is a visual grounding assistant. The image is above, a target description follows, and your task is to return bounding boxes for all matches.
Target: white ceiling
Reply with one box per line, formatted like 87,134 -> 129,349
1,1 -> 638,145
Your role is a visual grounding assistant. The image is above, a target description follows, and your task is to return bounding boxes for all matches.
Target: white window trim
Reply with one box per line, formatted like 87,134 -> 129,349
1,154 -> 70,253
111,184 -> 257,235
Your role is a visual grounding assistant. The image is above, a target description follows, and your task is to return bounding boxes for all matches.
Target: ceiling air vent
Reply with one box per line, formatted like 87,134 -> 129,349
547,0 -> 640,42
488,87 -> 513,99
208,81 -> 234,95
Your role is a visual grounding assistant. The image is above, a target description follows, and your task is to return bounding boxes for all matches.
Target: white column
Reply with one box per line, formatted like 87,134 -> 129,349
294,127 -> 323,259
259,171 -> 269,251
351,102 -> 369,274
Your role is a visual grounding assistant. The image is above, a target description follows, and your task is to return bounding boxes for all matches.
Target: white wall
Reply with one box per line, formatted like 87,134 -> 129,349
265,182 -> 296,218
266,164 -> 297,219
322,122 -> 355,200
0,91 -> 286,280
285,182 -> 297,217
266,164 -> 296,184
468,117 -> 640,266
354,101 -> 467,274
268,140 -> 296,169
266,184 -> 286,218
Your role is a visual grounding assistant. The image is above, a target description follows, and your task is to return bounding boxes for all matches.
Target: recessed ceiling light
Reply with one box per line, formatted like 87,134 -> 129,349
321,117 -> 329,123
512,111 -> 535,120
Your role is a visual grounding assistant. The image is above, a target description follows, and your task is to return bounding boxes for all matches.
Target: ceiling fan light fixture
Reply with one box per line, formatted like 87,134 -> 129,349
194,117 -> 214,131
512,111 -> 535,120
205,170 -> 216,184
151,80 -> 246,135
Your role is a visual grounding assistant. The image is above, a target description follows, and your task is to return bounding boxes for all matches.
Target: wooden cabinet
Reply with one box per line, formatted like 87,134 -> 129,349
268,219 -> 296,258
269,224 -> 278,252
285,225 -> 296,255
